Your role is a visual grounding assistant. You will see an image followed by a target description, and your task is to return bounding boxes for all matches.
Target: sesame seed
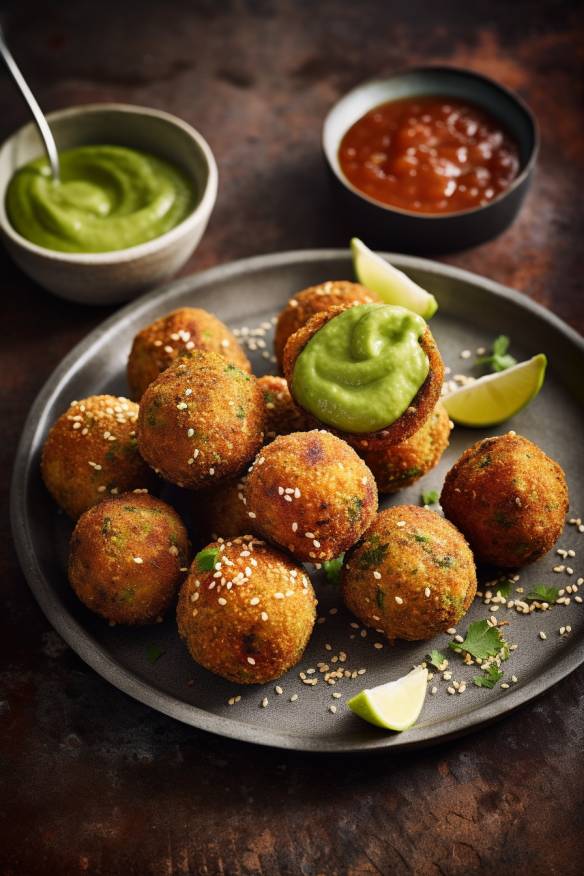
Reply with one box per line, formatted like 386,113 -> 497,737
292,522 -> 298,532
133,557 -> 143,564
447,686 -> 455,695
248,511 -> 256,518
397,521 -> 406,528
176,402 -> 188,410
250,596 -> 260,606
290,694 -> 298,702
261,697 -> 269,708
247,657 -> 256,665
447,627 -> 457,635
373,571 -> 382,580
424,587 -> 431,597
431,686 -> 438,695
373,642 -> 383,650
539,631 -> 547,640
394,596 -> 404,605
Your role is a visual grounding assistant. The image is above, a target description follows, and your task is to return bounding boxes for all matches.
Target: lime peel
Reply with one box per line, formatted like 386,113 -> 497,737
347,666 -> 428,731
351,237 -> 438,319
443,354 -> 547,427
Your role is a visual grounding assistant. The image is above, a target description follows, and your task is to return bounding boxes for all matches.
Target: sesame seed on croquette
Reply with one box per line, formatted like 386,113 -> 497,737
244,430 -> 378,562
137,350 -> 265,489
177,535 -> 317,683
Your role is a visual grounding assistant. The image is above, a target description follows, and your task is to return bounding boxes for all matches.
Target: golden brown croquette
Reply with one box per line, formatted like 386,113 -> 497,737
137,351 -> 265,489
177,535 -> 316,683
41,395 -> 152,520
282,305 -> 444,450
244,430 -> 378,562
342,505 -> 477,641
360,403 -> 452,493
258,374 -> 311,441
127,307 -> 251,399
440,432 -> 569,568
274,280 -> 380,369
68,492 -> 190,625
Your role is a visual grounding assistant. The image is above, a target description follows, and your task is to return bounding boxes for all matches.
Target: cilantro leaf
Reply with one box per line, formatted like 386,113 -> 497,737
322,554 -> 344,585
427,649 -> 447,670
146,644 -> 165,664
195,546 -> 220,571
476,335 -> 517,373
473,665 -> 503,688
449,619 -> 506,660
421,489 -> 439,506
525,584 -> 560,604
494,579 -> 513,599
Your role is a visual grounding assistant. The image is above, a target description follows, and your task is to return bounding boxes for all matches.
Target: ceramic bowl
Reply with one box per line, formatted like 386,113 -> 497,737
0,104 -> 218,304
323,66 -> 538,254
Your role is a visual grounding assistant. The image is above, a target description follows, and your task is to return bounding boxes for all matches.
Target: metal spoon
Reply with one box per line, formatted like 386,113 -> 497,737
0,24 -> 60,181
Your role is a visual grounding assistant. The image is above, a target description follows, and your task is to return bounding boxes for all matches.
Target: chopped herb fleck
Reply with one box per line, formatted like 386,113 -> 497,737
427,649 -> 447,670
322,554 -> 344,586
195,546 -> 220,571
421,489 -> 439,506
450,619 -> 507,661
494,579 -> 513,598
146,644 -> 165,664
525,584 -> 560,604
473,665 -> 504,688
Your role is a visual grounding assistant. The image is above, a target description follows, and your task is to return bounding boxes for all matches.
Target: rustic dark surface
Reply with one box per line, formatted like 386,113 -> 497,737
1,1 -> 584,874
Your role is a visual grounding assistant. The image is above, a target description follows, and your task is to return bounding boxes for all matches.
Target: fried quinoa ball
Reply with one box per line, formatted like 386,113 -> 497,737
258,374 -> 311,441
137,351 -> 265,490
283,305 -> 444,451
244,430 -> 378,562
194,476 -> 255,540
440,432 -> 569,568
127,307 -> 251,399
274,280 -> 381,368
342,505 -> 477,641
41,395 -> 152,520
177,535 -> 317,683
360,403 -> 452,493
68,492 -> 190,625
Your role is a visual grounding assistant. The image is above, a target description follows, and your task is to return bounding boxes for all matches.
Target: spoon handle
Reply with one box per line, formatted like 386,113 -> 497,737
0,25 -> 60,181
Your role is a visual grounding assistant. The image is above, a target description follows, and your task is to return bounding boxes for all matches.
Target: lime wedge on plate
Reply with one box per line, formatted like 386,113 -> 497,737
351,237 -> 438,319
347,666 -> 428,731
443,354 -> 547,427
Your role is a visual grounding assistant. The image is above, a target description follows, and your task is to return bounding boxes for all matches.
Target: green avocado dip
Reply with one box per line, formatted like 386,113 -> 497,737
292,303 -> 429,433
5,145 -> 196,253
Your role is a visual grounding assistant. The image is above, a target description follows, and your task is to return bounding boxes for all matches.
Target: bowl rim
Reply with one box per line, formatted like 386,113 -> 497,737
0,102 -> 219,263
322,64 -> 540,221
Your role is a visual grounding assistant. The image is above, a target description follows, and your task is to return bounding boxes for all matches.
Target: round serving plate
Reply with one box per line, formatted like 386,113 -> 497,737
10,250 -> 584,753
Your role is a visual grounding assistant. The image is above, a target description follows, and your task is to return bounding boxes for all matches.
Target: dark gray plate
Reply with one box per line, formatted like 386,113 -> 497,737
10,250 -> 584,753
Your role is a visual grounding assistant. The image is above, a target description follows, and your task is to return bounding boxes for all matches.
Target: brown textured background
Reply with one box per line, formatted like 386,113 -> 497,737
1,1 -> 583,874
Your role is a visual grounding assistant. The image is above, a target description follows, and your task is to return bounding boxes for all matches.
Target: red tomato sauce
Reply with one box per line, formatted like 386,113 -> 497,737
338,96 -> 521,214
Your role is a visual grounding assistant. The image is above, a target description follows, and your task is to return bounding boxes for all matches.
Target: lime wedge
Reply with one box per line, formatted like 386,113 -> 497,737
443,354 -> 547,427
347,666 -> 428,731
351,237 -> 438,319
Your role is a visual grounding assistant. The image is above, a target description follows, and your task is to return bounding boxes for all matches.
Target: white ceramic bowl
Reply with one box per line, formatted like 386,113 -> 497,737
0,104 -> 218,305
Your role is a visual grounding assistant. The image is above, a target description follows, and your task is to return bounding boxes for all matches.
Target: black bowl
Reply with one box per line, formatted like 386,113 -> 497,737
322,66 -> 539,254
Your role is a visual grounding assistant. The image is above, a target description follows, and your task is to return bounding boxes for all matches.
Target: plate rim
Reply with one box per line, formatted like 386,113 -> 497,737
10,248 -> 584,754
